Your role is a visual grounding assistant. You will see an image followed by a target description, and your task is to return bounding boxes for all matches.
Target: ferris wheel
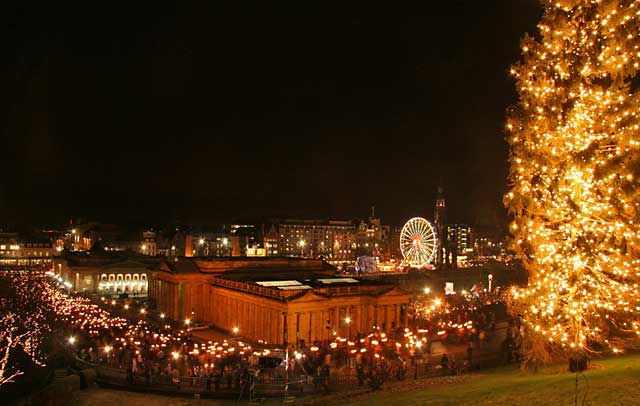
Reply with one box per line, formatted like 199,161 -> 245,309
400,217 -> 437,268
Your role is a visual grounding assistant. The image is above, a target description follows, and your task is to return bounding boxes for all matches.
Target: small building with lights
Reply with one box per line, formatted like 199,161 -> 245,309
54,252 -> 162,295
0,232 -> 60,271
149,257 -> 410,347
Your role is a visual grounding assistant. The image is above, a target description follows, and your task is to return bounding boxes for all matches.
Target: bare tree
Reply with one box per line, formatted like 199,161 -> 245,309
0,313 -> 41,386
0,272 -> 53,387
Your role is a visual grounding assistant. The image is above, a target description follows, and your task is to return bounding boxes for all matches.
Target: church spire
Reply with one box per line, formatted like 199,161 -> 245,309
434,182 -> 448,269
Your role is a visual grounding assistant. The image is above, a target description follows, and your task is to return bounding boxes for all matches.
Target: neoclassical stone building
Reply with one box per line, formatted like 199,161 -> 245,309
54,253 -> 162,295
149,257 -> 410,346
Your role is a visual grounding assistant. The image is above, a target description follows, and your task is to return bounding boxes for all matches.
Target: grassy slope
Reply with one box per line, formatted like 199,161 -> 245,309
343,354 -> 640,406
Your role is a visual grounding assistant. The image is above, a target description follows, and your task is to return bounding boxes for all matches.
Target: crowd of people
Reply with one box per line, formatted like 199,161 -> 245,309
63,298 -> 267,392
413,290 -> 504,348
42,272 -> 512,393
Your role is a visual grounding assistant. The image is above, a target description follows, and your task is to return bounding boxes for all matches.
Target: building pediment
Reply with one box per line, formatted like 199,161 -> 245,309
377,286 -> 410,297
287,290 -> 328,302
158,261 -> 180,273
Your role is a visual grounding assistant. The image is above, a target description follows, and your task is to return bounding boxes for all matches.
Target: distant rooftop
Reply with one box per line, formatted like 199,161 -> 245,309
158,256 -> 337,278
278,219 -> 355,227
317,278 -> 359,284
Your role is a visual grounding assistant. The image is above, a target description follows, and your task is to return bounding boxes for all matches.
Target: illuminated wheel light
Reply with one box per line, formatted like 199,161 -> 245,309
400,217 -> 437,267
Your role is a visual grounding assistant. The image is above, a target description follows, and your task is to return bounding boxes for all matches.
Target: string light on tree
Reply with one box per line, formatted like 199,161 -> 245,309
505,0 -> 640,359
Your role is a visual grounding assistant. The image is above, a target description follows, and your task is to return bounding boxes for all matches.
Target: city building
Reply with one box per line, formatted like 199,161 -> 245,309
275,219 -> 356,263
261,214 -> 394,266
0,231 -> 59,270
193,233 -> 232,257
178,216 -> 396,267
54,252 -> 162,295
140,230 -> 158,256
447,224 -> 472,256
388,226 -> 403,259
472,225 -> 506,258
353,208 -> 393,261
149,257 -> 410,346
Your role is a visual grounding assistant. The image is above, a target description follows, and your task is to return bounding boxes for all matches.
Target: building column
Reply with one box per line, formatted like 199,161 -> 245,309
383,305 -> 389,332
223,297 -> 229,327
394,304 -> 400,329
403,304 -> 409,327
271,309 -> 277,344
362,305 -> 368,333
350,306 -> 357,337
233,298 -> 238,330
252,306 -> 258,341
295,312 -> 301,348
282,312 -> 288,347
373,305 -> 379,329
317,310 -> 324,342
308,311 -> 313,345
333,308 -> 339,334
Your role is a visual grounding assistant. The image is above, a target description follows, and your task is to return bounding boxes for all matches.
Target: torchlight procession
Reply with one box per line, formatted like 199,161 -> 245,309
1,267 -> 516,401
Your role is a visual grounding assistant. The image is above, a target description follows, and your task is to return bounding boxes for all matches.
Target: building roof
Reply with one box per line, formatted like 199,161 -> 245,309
193,256 -> 336,274
211,272 -> 403,302
161,259 -> 201,274
155,257 -> 337,279
62,252 -> 162,268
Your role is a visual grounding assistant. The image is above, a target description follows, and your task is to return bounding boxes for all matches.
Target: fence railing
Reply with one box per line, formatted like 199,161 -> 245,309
92,355 -> 504,399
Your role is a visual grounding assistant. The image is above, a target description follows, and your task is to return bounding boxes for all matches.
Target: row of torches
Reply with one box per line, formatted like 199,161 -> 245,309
48,272 -> 480,364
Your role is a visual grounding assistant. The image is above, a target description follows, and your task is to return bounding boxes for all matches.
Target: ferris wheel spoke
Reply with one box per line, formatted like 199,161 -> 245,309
400,217 -> 436,267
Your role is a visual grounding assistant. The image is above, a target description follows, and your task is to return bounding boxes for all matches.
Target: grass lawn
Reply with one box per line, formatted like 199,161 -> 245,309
342,354 -> 640,406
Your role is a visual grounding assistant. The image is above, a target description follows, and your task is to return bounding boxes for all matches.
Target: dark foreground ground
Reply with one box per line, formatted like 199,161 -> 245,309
72,353 -> 640,406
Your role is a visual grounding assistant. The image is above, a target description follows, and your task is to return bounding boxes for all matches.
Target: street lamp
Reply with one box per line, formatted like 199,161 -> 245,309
185,318 -> 191,326
424,287 -> 431,294
68,336 -> 76,345
160,313 -> 165,319
488,274 -> 494,292
232,326 -> 239,335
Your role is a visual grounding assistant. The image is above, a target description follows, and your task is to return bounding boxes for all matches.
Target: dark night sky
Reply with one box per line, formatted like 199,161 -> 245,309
0,1 -> 541,228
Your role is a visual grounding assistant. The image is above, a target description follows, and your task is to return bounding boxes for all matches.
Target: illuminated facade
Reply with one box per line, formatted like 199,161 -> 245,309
140,230 -> 157,256
264,217 -> 393,265
54,254 -> 161,295
446,224 -> 472,256
277,220 -> 356,261
0,233 -> 59,271
149,257 -> 410,346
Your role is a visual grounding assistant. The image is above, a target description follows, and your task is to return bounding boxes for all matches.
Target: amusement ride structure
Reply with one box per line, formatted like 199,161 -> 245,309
399,217 -> 437,268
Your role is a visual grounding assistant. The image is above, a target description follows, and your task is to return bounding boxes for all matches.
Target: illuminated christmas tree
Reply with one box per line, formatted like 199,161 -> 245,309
505,0 -> 640,359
